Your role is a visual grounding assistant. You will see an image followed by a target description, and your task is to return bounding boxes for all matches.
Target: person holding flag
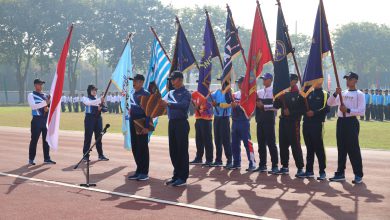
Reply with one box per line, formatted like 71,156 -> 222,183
189,11 -> 220,167
127,74 -> 151,181
82,85 -> 109,162
163,17 -> 194,187
27,79 -> 56,165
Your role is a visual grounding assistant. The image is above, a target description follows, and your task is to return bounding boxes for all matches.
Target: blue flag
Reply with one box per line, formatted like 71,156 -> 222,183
198,16 -> 219,97
145,38 -> 171,98
222,7 -> 241,93
301,0 -> 331,96
273,7 -> 293,99
111,41 -> 132,150
170,21 -> 197,73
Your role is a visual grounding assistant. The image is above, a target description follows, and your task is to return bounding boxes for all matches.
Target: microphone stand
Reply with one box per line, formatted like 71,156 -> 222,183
74,124 -> 110,187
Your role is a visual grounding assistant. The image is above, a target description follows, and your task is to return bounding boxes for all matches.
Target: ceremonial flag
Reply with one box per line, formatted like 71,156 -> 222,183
240,4 -> 272,118
301,0 -> 331,97
222,6 -> 242,93
197,14 -> 220,97
46,25 -> 73,150
111,40 -> 132,150
145,38 -> 171,98
170,17 -> 197,73
273,7 -> 293,99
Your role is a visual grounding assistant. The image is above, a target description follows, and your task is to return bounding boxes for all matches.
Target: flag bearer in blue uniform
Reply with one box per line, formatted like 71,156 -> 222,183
82,84 -> 109,162
297,83 -> 329,180
211,79 -> 233,168
385,90 -> 390,120
377,89 -> 384,121
27,78 -> 56,165
327,72 -> 365,184
364,89 -> 371,121
254,73 -> 279,174
162,71 -> 191,187
127,74 -> 151,181
273,74 -> 305,177
229,76 -> 256,172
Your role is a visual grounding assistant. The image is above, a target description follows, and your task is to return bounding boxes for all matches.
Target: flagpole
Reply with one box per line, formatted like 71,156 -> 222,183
256,0 -> 274,64
276,0 -> 301,82
320,0 -> 345,114
227,4 -> 248,66
175,16 -> 200,71
97,33 -> 133,116
205,9 -> 224,70
150,27 -> 171,63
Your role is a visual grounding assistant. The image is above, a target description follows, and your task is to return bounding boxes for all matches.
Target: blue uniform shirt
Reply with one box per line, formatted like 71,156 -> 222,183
166,86 -> 191,120
364,93 -> 371,105
84,95 -> 107,115
377,95 -> 384,105
372,94 -> 377,105
211,89 -> 232,117
129,88 -> 150,120
385,95 -> 390,105
28,91 -> 48,117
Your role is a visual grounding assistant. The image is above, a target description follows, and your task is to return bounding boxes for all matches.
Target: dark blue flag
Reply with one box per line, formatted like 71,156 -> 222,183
301,0 -> 331,96
221,7 -> 241,93
170,20 -> 197,74
273,7 -> 292,99
197,16 -> 219,97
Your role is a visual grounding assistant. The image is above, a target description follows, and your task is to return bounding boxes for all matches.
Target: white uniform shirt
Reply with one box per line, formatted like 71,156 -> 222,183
327,89 -> 365,117
73,96 -> 79,103
256,86 -> 276,111
27,92 -> 48,110
67,96 -> 73,103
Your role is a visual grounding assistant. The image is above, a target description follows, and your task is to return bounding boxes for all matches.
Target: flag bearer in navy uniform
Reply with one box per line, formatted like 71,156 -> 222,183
190,85 -> 214,167
28,78 -> 56,165
364,89 -> 371,121
211,79 -> 233,168
229,76 -> 256,172
162,71 -> 191,187
127,74 -> 151,181
327,72 -> 365,184
82,85 -> 109,162
274,74 -> 305,177
297,83 -> 329,180
254,73 -> 279,174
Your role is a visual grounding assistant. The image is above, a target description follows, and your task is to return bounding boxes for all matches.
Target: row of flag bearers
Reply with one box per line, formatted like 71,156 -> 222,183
26,0 -> 365,189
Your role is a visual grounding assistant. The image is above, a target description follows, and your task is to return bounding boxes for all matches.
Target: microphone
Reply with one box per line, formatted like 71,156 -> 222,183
102,124 -> 110,133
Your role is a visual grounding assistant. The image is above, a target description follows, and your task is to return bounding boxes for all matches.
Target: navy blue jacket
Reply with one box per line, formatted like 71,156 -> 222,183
167,86 -> 191,120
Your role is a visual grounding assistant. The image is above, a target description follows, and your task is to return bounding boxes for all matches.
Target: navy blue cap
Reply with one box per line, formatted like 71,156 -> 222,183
343,72 -> 359,80
129,74 -> 145,81
260,73 -> 273,80
33,78 -> 45,84
290,74 -> 298,81
235,76 -> 245,84
168,71 -> 184,80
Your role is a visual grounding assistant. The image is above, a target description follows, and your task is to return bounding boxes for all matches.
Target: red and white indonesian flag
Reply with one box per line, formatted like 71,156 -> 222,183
46,25 -> 73,150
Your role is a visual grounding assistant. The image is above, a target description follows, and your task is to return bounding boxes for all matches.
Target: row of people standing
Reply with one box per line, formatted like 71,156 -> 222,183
363,89 -> 390,121
60,92 -> 123,114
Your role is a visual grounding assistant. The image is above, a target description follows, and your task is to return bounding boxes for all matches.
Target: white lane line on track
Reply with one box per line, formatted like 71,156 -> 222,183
0,172 -> 278,220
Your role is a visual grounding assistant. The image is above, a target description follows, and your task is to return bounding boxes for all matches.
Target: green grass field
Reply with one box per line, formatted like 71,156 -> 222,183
0,106 -> 389,150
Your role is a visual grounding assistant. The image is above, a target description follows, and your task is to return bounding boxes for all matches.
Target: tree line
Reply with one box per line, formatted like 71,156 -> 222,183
1,0 -> 389,103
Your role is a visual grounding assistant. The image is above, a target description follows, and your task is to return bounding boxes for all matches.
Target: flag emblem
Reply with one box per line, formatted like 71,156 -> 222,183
275,40 -> 287,61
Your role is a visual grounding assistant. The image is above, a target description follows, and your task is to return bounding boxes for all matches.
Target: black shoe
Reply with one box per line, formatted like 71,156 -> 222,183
172,179 -> 187,187
211,161 -> 223,167
136,174 -> 149,181
295,169 -> 306,178
189,159 -> 203,165
202,161 -> 213,167
329,172 -> 345,182
254,165 -> 267,173
44,159 -> 56,165
228,164 -> 241,170
28,160 -> 36,166
165,178 -> 176,186
127,174 -> 139,180
277,167 -> 289,175
98,156 -> 109,161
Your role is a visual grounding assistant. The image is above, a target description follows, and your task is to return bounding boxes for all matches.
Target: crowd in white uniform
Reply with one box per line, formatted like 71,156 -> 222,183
60,92 -> 122,114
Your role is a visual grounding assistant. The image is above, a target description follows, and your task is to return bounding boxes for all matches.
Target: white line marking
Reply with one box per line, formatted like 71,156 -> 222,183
0,172 -> 278,220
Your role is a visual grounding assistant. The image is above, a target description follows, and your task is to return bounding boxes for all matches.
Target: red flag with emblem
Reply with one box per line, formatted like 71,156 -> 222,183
240,3 -> 272,118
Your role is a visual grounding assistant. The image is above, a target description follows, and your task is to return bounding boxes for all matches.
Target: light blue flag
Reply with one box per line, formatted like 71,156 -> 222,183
111,41 -> 132,150
144,38 -> 171,140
